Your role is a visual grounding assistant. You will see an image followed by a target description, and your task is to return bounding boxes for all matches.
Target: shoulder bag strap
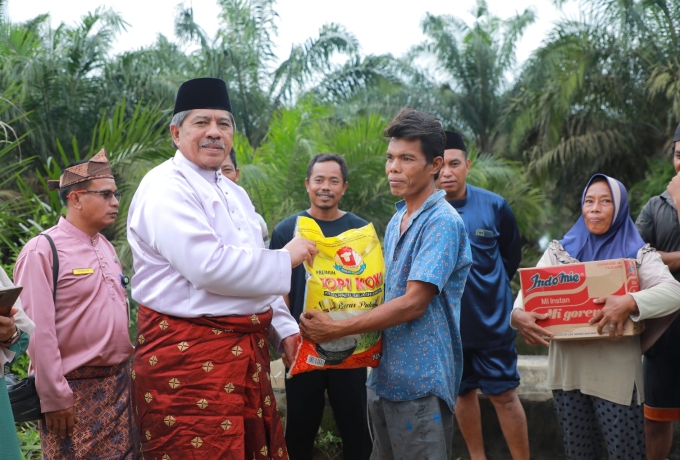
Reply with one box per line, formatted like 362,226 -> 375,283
41,233 -> 59,302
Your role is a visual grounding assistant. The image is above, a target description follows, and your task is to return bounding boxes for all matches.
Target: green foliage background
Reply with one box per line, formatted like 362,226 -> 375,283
1,0 -> 680,455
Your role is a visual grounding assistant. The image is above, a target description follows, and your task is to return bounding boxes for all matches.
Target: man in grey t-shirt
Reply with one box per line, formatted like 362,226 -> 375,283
635,122 -> 680,460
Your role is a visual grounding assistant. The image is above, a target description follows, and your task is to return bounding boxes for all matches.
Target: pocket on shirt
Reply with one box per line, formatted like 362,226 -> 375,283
56,272 -> 97,310
468,234 -> 499,276
469,233 -> 497,250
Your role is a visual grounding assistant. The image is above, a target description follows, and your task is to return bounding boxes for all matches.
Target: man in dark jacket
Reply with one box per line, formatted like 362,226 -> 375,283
635,122 -> 680,460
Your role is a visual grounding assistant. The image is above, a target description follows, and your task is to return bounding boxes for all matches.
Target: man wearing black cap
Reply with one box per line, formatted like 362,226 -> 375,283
127,77 -> 317,459
635,122 -> 680,460
436,132 -> 528,460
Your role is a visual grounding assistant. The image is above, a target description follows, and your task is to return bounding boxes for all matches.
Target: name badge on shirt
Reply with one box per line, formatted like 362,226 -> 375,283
475,229 -> 493,238
72,268 -> 94,275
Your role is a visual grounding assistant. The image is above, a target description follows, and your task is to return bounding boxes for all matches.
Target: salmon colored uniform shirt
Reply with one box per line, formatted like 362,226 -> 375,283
14,217 -> 134,413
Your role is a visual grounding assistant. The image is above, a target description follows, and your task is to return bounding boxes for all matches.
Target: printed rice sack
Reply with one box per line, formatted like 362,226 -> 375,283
288,216 -> 385,376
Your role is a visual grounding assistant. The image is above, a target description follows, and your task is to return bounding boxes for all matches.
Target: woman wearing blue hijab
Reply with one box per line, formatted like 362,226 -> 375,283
511,174 -> 680,459
560,175 -> 646,262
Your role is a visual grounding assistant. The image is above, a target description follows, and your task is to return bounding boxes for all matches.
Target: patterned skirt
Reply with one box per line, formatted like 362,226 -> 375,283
40,362 -> 138,460
552,388 -> 646,459
132,305 -> 288,460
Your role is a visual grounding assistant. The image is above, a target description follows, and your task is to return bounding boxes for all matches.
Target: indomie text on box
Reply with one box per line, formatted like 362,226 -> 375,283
519,258 -> 644,340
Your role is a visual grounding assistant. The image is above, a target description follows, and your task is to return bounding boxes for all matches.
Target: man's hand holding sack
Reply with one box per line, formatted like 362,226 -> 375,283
284,236 -> 318,268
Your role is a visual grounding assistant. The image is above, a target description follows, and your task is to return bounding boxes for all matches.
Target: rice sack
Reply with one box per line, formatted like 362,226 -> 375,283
288,216 -> 385,377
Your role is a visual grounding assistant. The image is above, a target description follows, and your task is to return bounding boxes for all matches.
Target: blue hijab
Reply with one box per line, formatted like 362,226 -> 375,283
560,174 -> 645,262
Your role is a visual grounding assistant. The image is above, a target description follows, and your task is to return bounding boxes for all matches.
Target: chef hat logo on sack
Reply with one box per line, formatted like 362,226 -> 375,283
334,247 -> 366,275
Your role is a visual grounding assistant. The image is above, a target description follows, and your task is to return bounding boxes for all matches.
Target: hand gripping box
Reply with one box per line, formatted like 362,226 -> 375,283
518,259 -> 645,340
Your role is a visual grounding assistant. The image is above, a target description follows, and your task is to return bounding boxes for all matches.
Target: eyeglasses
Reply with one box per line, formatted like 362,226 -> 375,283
68,190 -> 122,201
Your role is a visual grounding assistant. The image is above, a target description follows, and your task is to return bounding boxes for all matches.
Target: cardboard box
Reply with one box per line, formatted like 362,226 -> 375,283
518,258 -> 645,340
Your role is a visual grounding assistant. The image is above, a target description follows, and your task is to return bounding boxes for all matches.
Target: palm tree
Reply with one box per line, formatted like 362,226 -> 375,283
413,0 -> 536,153
505,0 -> 679,216
232,102 -> 395,234
173,0 -> 368,148
0,99 -> 172,270
234,99 -> 547,242
0,83 -> 37,267
397,1 -> 547,243
0,7 -> 129,165
104,34 -> 188,112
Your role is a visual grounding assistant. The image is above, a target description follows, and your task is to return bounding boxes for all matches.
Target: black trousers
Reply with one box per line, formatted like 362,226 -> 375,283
284,367 -> 372,460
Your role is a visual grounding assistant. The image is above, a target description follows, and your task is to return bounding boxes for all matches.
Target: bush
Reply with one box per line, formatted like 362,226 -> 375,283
10,354 -> 30,378
16,422 -> 41,459
314,427 -> 343,460
629,156 -> 676,220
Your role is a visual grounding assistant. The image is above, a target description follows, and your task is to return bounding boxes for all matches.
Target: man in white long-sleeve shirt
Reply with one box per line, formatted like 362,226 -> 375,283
127,77 -> 316,460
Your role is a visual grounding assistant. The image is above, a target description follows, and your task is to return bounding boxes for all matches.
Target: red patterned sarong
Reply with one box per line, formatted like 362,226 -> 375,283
132,305 -> 288,460
40,361 -> 138,459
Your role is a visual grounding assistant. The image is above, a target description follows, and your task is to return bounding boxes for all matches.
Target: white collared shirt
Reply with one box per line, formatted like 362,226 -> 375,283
127,150 -> 297,340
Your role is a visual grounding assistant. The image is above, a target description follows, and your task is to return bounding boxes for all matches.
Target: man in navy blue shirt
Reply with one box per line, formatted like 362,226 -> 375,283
437,132 -> 528,460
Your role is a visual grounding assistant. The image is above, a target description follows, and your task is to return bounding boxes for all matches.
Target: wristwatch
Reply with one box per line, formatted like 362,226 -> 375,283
0,326 -> 19,347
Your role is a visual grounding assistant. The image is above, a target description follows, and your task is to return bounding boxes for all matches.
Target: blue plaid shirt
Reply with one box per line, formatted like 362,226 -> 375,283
367,190 -> 472,410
